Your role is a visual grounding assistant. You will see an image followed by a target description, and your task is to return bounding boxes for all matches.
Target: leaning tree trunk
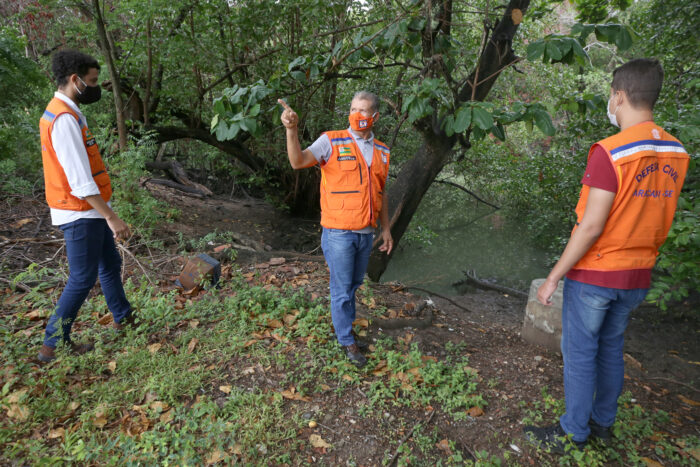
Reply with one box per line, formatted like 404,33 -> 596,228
367,0 -> 530,280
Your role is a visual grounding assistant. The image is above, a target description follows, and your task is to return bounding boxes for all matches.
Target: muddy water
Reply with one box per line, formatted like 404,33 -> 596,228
381,200 -> 552,296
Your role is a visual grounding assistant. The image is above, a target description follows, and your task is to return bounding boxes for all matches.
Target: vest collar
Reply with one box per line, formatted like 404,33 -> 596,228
54,91 -> 84,119
347,127 -> 374,142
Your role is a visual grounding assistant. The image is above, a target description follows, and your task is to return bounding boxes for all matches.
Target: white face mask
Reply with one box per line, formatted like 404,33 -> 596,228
607,94 -> 620,128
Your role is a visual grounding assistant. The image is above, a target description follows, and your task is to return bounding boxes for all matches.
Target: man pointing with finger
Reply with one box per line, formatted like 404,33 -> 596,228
279,92 -> 393,368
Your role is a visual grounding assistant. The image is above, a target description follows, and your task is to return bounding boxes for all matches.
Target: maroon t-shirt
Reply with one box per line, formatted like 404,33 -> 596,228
566,145 -> 652,289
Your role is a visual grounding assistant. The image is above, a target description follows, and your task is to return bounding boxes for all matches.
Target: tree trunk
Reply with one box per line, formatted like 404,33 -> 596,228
92,0 -> 128,151
366,134 -> 454,280
367,0 -> 530,281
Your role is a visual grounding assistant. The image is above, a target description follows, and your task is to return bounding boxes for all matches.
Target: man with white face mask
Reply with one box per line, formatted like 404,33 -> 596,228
524,59 -> 689,453
279,92 -> 392,368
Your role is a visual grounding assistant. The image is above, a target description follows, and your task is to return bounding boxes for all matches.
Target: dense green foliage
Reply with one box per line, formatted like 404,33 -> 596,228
0,0 -> 696,304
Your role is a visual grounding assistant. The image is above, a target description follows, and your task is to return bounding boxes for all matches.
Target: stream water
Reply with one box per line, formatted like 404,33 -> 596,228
381,197 -> 552,297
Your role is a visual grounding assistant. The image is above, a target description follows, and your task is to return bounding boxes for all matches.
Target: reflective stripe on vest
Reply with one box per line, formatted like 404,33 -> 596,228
40,98 -> 112,211
572,122 -> 689,272
319,130 -> 390,230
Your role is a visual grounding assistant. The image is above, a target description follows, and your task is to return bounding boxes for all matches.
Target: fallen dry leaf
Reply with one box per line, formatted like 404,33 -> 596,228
25,310 -> 43,321
640,458 -> 664,467
352,318 -> 369,328
189,320 -> 199,328
309,434 -> 331,449
48,427 -> 65,439
107,361 -> 117,373
206,449 -> 226,465
148,343 -> 162,354
269,257 -> 286,265
159,409 -> 174,424
6,404 -> 30,421
467,406 -> 485,417
150,401 -> 169,412
281,386 -> 311,402
436,439 -> 452,455
187,338 -> 198,353
678,395 -> 700,407
7,389 -> 28,404
97,314 -> 113,326
11,218 -> 33,229
219,385 -> 232,394
267,318 -> 283,329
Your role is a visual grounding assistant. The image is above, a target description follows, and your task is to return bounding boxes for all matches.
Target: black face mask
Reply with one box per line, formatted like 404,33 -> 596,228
74,77 -> 102,104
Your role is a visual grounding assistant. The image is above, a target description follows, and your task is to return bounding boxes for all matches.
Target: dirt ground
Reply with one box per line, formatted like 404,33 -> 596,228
1,186 -> 698,464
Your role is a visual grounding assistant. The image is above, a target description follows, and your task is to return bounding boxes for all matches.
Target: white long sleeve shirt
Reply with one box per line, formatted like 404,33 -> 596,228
49,92 -> 109,226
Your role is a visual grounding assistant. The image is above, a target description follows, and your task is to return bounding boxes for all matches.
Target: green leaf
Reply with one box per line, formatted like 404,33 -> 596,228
532,109 -> 555,136
290,70 -> 306,83
225,122 -> 241,140
442,114 -> 455,137
615,27 -> 633,51
545,41 -> 563,61
210,114 -> 219,132
472,107 -> 493,130
215,121 -> 229,141
453,107 -> 472,133
288,56 -> 306,71
527,41 -> 546,61
491,123 -> 506,141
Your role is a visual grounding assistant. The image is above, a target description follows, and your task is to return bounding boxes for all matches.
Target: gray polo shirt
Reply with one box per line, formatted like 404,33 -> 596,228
306,128 -> 380,234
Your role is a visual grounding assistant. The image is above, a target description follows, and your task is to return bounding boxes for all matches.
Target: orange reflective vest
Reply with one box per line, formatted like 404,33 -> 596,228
319,130 -> 390,230
572,122 -> 688,274
40,97 -> 112,211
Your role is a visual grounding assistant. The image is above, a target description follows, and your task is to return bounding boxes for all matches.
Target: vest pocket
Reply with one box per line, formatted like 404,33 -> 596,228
339,158 -> 357,171
328,191 -> 362,210
93,170 -> 111,188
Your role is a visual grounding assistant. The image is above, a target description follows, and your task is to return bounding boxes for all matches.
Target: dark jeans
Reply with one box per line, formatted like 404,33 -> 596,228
43,218 -> 132,347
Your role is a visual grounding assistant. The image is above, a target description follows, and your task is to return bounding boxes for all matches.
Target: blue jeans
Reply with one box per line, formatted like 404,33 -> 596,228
559,278 -> 647,442
43,218 -> 132,347
321,228 -> 374,346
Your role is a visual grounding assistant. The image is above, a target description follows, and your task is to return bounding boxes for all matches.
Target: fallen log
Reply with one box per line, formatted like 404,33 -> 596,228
145,159 -> 213,196
143,178 -> 207,197
455,269 -> 528,298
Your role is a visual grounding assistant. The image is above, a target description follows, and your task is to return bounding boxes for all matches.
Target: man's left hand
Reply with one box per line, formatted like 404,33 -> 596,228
378,229 -> 393,255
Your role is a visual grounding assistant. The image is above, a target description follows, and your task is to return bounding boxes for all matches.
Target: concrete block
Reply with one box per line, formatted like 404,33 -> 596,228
522,278 -> 564,353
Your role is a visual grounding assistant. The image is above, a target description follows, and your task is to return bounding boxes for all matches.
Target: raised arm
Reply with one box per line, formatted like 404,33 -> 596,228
278,99 -> 317,169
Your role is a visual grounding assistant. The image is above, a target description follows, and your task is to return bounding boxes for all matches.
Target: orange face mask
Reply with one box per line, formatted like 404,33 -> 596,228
349,112 -> 375,131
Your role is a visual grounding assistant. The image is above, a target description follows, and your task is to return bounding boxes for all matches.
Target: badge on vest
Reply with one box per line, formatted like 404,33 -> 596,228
339,146 -> 352,156
338,155 -> 356,161
381,153 -> 387,163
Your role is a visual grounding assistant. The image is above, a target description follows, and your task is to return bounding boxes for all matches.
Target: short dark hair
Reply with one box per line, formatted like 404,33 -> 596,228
611,58 -> 664,110
51,49 -> 100,87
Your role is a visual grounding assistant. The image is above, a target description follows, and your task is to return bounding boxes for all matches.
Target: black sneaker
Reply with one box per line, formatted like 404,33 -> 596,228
343,344 -> 367,368
588,418 -> 612,443
523,423 -> 586,455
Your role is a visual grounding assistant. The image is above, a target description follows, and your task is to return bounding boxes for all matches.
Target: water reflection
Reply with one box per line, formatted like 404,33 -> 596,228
382,203 -> 550,296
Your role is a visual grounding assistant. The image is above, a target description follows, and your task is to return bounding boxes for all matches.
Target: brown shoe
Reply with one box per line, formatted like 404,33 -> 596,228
112,312 -> 136,331
351,330 -> 369,350
37,344 -> 56,363
343,344 -> 367,368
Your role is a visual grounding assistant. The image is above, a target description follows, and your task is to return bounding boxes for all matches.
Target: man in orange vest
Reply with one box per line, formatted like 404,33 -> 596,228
524,59 -> 689,452
37,50 -> 135,363
279,92 -> 393,368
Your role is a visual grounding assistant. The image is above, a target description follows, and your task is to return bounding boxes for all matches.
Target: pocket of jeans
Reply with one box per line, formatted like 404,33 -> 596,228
578,283 -> 613,311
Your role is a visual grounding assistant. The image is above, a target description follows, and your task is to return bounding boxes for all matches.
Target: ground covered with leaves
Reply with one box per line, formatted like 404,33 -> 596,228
1,191 -> 699,466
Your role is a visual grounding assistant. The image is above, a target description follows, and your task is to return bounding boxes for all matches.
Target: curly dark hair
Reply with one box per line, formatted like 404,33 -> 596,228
51,49 -> 100,87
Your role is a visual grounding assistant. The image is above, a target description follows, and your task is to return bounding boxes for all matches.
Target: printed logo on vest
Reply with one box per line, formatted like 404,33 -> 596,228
651,128 -> 661,139
339,146 -> 352,156
381,153 -> 387,163
338,155 -> 356,161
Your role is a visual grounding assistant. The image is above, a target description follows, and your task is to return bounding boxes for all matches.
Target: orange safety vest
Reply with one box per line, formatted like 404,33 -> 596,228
40,97 -> 112,211
572,122 -> 688,273
319,130 -> 390,230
